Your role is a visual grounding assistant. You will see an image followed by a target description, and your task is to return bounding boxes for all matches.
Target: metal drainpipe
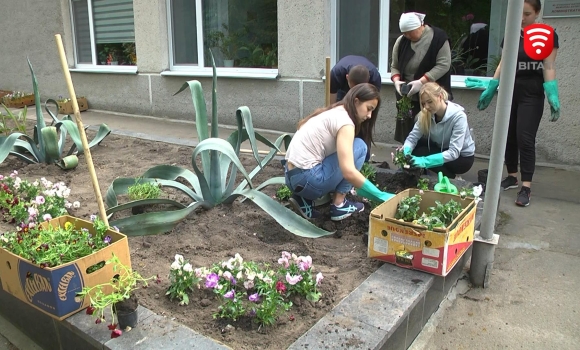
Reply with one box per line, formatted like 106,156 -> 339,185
470,0 -> 525,288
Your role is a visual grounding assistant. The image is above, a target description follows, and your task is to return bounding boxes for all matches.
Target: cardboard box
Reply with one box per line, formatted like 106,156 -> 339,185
57,97 -> 88,115
368,189 -> 476,276
1,94 -> 35,108
0,215 -> 131,320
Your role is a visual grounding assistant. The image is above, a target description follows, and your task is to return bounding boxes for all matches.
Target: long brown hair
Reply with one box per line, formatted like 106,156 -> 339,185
297,83 -> 381,147
418,82 -> 449,135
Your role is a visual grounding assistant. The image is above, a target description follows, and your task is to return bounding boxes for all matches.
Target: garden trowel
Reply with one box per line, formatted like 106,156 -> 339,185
434,172 -> 458,195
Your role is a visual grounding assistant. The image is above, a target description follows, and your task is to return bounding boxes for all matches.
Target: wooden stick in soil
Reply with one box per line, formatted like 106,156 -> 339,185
325,56 -> 331,107
54,34 -> 109,226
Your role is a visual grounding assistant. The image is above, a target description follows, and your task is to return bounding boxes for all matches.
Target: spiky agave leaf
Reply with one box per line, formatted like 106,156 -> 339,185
226,189 -> 334,238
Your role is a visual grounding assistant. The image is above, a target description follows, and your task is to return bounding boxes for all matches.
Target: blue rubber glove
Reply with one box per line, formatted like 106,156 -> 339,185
477,79 -> 499,111
403,146 -> 412,156
543,80 -> 560,122
411,153 -> 444,169
357,179 -> 395,203
464,77 -> 490,89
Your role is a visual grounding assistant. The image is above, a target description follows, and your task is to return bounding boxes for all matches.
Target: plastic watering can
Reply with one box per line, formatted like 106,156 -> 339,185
434,172 -> 458,195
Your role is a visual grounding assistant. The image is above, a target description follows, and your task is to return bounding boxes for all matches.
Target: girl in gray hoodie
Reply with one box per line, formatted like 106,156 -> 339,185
403,82 -> 475,179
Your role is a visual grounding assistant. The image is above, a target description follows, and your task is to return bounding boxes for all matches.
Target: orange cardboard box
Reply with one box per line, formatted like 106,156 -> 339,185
0,215 -> 131,320
1,94 -> 35,108
368,189 -> 476,276
57,97 -> 88,115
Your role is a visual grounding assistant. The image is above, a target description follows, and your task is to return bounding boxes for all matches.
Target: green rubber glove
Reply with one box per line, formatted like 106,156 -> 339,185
357,179 -> 395,203
403,146 -> 412,156
465,77 -> 490,89
543,80 -> 560,122
411,153 -> 444,169
477,79 -> 499,111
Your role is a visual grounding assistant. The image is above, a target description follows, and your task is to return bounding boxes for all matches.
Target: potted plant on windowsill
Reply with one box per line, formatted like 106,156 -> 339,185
208,24 -> 245,67
78,254 -> 156,337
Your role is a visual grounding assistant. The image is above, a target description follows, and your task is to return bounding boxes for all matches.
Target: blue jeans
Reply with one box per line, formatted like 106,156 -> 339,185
284,138 -> 367,201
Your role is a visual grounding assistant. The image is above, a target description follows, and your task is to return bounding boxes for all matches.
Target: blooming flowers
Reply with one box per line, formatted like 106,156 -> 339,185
166,252 -> 324,327
224,290 -> 235,299
166,255 -> 202,306
0,216 -> 114,268
286,273 -> 303,285
275,280 -> 287,294
205,273 -> 219,289
0,173 -> 78,229
316,272 -> 324,286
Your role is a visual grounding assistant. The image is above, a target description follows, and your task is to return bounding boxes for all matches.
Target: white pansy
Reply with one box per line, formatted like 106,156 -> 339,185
170,260 -> 181,270
174,254 -> 184,263
234,253 -> 243,264
183,263 -> 193,272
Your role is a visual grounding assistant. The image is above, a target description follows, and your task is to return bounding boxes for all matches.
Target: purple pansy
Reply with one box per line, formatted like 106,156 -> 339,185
205,273 -> 219,288
224,290 -> 235,299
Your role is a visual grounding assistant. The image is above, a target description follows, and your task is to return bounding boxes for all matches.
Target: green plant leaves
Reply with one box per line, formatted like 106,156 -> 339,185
0,60 -> 111,168
105,55 -> 331,238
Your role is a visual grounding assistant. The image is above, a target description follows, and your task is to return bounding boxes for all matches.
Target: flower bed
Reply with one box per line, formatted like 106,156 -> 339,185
167,252 -> 324,328
0,131 -> 475,349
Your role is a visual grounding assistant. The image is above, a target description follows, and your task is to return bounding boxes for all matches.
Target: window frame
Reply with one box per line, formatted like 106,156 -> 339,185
330,0 -> 497,88
165,0 -> 279,79
69,0 -> 138,73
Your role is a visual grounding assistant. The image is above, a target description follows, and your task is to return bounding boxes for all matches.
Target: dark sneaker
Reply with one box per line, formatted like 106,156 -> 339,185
515,186 -> 531,207
501,175 -> 518,190
289,194 -> 321,219
330,199 -> 364,221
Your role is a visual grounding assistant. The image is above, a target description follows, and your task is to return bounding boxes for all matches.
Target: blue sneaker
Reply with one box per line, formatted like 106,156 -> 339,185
289,194 -> 321,219
330,199 -> 364,221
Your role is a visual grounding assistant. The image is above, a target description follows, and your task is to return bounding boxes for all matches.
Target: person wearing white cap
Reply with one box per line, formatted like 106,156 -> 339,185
390,12 -> 453,143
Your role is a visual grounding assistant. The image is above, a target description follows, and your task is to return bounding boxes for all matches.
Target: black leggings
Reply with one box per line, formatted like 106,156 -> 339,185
412,138 -> 474,179
505,77 -> 545,182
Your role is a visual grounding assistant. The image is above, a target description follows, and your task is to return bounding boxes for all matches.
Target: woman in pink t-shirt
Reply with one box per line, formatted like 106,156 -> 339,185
284,84 -> 395,221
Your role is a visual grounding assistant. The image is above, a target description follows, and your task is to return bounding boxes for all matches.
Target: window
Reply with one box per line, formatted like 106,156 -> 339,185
70,0 -> 137,67
333,0 -> 506,79
168,0 -> 278,71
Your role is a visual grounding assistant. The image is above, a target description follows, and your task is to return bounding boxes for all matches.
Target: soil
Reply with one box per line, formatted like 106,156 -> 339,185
0,131 -> 420,350
114,293 -> 139,313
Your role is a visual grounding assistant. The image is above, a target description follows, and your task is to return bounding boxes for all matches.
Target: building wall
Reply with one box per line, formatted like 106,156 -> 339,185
1,0 -> 579,166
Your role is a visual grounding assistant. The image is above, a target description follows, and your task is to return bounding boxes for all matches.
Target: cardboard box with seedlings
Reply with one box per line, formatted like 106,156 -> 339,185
368,189 -> 476,276
57,97 -> 89,115
0,215 -> 131,320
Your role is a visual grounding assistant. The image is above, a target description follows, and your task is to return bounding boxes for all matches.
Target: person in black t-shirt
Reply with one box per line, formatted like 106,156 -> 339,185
477,0 -> 560,207
330,55 -> 382,103
329,55 -> 382,161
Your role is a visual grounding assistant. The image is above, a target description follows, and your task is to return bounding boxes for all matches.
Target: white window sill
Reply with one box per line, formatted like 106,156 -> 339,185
161,68 -> 279,80
70,66 -> 138,74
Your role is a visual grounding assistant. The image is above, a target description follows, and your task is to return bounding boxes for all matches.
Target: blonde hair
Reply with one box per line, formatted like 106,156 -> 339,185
418,82 -> 449,135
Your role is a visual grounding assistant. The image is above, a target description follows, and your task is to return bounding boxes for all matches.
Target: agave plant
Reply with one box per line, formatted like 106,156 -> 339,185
0,58 -> 111,169
105,55 -> 333,238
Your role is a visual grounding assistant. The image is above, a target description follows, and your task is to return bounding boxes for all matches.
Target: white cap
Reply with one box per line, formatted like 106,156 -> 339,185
399,12 -> 426,33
